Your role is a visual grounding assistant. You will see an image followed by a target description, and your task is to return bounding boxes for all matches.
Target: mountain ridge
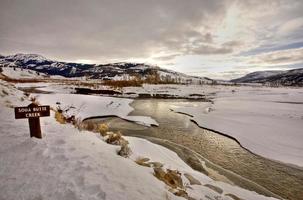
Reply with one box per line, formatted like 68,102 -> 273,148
231,68 -> 303,86
0,53 -> 212,84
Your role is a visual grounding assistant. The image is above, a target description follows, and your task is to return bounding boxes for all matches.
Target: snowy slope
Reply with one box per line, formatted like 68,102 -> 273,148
1,66 -> 67,80
1,66 -> 47,79
232,71 -> 284,82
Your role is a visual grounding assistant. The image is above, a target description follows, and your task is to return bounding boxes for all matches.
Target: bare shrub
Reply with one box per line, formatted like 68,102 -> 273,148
103,79 -> 143,88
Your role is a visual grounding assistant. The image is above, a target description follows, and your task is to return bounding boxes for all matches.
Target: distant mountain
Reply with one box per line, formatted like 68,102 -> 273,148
0,53 -> 212,84
231,68 -> 303,86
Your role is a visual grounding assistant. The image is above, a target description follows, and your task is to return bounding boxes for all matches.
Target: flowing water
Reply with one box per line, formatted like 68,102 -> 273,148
86,99 -> 303,200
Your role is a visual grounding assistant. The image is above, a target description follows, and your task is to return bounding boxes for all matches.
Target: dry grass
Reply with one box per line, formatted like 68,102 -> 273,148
105,131 -> 128,145
98,123 -> 109,136
83,120 -> 97,131
55,110 -> 66,124
103,79 -> 143,88
154,168 -> 183,189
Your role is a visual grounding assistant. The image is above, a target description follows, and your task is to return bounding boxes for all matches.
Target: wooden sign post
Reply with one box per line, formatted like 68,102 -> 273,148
14,103 -> 50,139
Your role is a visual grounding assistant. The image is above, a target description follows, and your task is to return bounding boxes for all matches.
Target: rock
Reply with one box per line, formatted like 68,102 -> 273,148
184,173 -> 201,185
169,188 -> 196,200
164,169 -> 183,189
117,143 -> 132,158
225,193 -> 243,200
135,157 -> 151,167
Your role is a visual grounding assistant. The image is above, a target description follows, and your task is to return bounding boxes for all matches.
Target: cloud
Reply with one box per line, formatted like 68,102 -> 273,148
0,0 -> 230,62
248,48 -> 303,66
0,0 -> 302,80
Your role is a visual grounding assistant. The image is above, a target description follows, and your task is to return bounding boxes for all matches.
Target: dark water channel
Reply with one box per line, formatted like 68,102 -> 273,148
86,99 -> 303,200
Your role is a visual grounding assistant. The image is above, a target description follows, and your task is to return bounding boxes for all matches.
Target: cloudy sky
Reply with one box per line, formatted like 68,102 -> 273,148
1,0 -> 303,79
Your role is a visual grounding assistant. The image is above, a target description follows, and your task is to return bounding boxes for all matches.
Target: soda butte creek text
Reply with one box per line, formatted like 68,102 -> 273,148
17,106 -> 49,117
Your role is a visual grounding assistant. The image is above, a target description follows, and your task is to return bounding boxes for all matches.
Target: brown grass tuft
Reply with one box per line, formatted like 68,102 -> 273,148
98,123 -> 109,136
55,110 -> 66,124
154,168 -> 183,189
105,131 -> 128,145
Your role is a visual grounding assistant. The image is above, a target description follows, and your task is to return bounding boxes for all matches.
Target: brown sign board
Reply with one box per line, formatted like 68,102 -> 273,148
15,105 -> 50,119
14,103 -> 50,139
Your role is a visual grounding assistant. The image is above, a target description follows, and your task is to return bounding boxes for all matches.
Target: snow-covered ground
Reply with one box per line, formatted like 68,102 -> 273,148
15,82 -> 76,94
0,80 -> 278,200
8,80 -> 303,167
171,86 -> 303,167
9,80 -> 303,167
34,93 -> 158,127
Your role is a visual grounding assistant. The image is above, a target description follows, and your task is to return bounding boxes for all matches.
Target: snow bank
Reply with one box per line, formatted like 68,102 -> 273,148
172,87 -> 303,167
35,93 -> 158,126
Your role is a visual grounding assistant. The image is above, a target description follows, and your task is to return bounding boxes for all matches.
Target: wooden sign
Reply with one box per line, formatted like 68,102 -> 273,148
14,103 -> 50,139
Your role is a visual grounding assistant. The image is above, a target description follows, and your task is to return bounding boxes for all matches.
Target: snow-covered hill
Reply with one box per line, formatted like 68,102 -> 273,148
0,53 -> 212,84
231,69 -> 303,86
